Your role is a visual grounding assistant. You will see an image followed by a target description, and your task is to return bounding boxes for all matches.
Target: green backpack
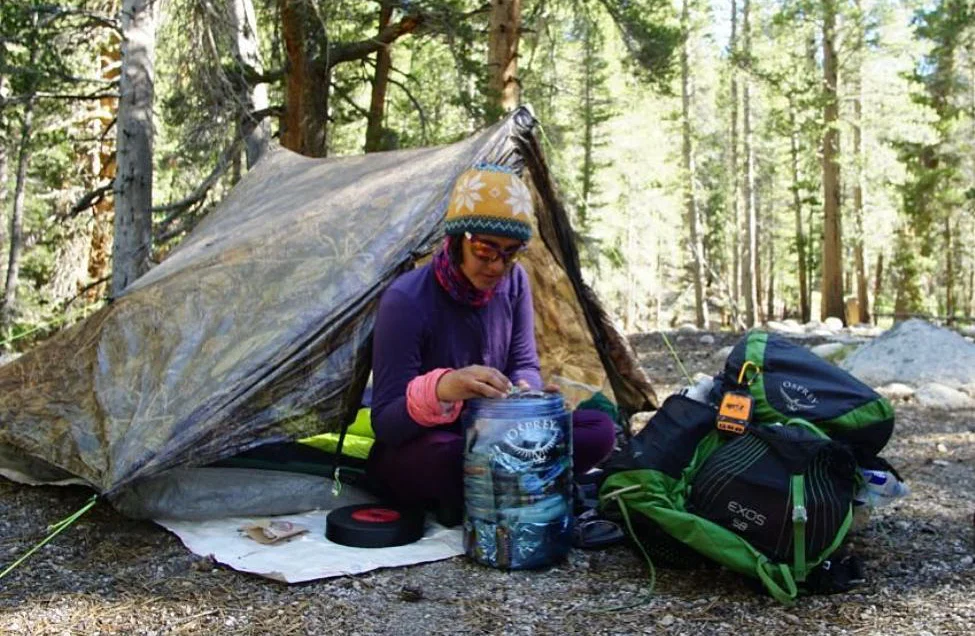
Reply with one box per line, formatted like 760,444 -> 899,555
600,395 -> 858,604
717,330 -> 894,464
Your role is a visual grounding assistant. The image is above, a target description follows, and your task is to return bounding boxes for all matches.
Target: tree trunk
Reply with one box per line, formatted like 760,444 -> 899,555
579,12 -> 597,229
729,0 -> 741,322
741,0 -> 758,327
280,0 -> 329,157
789,97 -> 810,323
88,37 -> 121,304
113,0 -> 159,299
945,213 -> 955,324
820,0 -> 844,323
280,3 -> 420,157
229,0 -> 270,167
487,0 -> 522,122
873,251 -> 883,320
755,188 -> 764,323
681,0 -> 707,329
2,21 -> 40,325
365,2 -> 394,153
0,71 -> 7,239
852,0 -> 869,325
967,267 -> 973,318
2,94 -> 34,324
765,184 -> 775,321
0,133 -> 7,285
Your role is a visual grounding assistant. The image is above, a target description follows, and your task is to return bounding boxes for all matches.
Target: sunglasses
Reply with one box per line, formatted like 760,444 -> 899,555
465,232 -> 528,264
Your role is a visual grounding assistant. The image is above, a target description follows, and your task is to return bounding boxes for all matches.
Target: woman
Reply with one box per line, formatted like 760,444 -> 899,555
367,163 -> 616,524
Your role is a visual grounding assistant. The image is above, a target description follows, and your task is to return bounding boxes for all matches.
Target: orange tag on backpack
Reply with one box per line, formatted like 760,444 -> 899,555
716,392 -> 753,435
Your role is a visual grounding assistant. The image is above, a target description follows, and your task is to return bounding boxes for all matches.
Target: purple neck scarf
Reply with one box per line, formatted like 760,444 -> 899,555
433,236 -> 495,308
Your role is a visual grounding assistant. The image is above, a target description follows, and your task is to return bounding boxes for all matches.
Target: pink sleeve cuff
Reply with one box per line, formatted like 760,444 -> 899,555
406,368 -> 463,427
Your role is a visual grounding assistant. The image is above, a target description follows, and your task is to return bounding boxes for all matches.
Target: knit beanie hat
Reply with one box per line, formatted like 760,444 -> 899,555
443,163 -> 534,242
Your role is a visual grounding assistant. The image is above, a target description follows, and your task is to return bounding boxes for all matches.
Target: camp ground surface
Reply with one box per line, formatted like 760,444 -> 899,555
1,331 -> 972,636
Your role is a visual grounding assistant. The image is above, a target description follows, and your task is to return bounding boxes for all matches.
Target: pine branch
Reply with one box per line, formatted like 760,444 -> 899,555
153,137 -> 243,221
66,180 -> 115,219
62,275 -> 112,310
387,75 -> 428,145
328,14 -> 424,66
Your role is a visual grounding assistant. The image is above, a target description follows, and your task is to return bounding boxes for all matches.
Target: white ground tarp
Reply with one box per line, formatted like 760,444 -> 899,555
157,511 -> 464,583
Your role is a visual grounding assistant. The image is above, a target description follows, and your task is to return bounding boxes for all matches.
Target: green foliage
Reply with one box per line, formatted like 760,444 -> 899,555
7,0 -> 975,342
596,0 -> 683,92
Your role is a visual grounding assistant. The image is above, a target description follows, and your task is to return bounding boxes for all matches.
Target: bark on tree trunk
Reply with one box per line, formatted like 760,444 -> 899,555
873,251 -> 883,320
681,0 -> 707,329
755,190 -> 764,323
742,0 -> 758,327
967,267 -> 973,318
0,134 -> 8,285
113,0 -> 159,299
88,37 -> 121,303
821,0 -> 845,323
766,188 -> 775,321
852,1 -> 869,325
2,24 -> 40,324
945,213 -> 955,325
280,0 -> 329,157
789,97 -> 810,323
580,13 -> 597,228
365,2 -> 394,153
2,93 -> 34,324
229,0 -> 270,167
487,0 -> 521,122
729,0 -> 740,320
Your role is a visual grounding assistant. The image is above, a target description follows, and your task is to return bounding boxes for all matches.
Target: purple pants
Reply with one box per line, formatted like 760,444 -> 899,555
366,409 -> 616,512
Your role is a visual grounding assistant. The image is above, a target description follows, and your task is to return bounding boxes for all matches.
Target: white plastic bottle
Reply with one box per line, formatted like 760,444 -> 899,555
855,469 -> 910,508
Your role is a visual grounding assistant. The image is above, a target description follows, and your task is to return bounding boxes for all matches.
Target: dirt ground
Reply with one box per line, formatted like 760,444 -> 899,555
1,330 -> 973,635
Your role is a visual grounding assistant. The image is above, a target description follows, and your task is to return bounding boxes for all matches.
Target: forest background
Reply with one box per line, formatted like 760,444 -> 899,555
1,0 -> 974,353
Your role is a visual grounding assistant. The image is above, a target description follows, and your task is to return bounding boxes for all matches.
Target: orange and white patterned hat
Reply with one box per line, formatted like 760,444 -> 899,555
444,163 -> 533,241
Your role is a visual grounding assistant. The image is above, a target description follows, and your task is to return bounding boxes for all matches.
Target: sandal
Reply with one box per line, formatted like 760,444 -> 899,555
572,509 -> 625,550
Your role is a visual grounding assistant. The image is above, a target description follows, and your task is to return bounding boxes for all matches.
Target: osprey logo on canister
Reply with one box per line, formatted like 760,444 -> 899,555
779,381 -> 818,412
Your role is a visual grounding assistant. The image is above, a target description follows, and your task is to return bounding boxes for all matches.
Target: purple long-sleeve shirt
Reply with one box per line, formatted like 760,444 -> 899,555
370,262 -> 543,447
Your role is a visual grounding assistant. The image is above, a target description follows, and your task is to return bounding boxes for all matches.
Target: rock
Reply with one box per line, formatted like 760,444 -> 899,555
629,411 -> 653,434
809,328 -> 836,338
960,325 -> 975,338
659,615 -> 676,627
961,556 -> 973,568
712,345 -> 734,364
809,342 -> 850,361
841,319 -> 975,389
699,334 -> 715,345
767,320 -> 805,335
915,383 -> 975,411
677,323 -> 699,334
803,320 -> 823,332
937,443 -> 948,453
823,316 -> 845,331
877,383 -> 915,401
0,353 -> 21,367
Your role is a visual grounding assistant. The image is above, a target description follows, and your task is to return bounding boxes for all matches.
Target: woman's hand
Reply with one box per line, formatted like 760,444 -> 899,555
436,365 -> 512,402
515,379 -> 561,393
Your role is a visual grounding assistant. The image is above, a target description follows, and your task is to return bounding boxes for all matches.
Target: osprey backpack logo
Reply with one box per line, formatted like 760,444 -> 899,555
779,381 -> 818,412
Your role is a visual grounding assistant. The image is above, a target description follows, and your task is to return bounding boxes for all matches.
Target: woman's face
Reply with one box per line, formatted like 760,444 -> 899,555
459,233 -> 527,290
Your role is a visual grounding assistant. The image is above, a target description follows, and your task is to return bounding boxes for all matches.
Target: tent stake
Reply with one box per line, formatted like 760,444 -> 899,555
0,495 -> 98,581
659,331 -> 693,385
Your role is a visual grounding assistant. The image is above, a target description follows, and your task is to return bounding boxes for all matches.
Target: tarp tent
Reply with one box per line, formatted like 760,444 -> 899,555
0,107 -> 657,503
